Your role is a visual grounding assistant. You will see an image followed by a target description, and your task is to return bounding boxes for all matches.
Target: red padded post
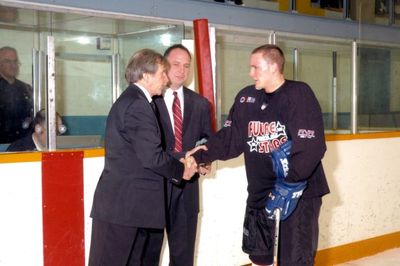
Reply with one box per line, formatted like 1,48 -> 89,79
42,151 -> 85,266
193,18 -> 216,132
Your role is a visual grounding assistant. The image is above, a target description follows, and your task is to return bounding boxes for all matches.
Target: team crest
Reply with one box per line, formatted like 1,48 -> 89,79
247,121 -> 287,153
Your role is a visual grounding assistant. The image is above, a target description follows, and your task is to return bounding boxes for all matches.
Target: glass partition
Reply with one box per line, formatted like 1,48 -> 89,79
0,5 -> 184,151
215,28 -> 353,133
276,36 -> 353,132
196,0 -> 399,25
117,21 -> 184,91
357,43 -> 400,131
1,3 -> 399,154
0,6 -> 38,151
215,29 -> 271,126
199,0 -> 280,11
349,0 -> 390,25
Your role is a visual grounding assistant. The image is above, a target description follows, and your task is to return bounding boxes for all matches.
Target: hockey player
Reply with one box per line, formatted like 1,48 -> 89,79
189,44 -> 330,266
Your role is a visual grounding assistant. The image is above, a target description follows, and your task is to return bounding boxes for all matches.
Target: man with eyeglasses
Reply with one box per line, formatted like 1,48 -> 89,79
0,46 -> 33,144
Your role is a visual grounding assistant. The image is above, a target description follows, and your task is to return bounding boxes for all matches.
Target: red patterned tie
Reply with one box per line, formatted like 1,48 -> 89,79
172,92 -> 183,152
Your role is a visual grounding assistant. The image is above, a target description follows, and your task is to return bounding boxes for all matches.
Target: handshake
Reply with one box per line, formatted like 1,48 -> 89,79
180,144 -> 210,180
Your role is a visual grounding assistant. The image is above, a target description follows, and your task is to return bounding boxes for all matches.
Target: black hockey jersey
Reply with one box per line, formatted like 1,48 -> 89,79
194,80 -> 330,208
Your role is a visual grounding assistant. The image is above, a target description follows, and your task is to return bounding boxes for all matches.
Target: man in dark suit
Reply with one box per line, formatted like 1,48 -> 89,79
0,46 -> 33,144
144,44 -> 212,265
89,49 -> 198,266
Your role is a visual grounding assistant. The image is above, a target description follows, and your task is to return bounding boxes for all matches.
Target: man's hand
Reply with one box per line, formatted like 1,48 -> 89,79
184,144 -> 210,175
185,145 -> 208,158
180,156 -> 198,180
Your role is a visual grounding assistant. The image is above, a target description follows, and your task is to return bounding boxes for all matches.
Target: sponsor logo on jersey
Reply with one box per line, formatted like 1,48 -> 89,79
247,121 -> 288,153
246,97 -> 256,103
298,129 -> 315,139
224,120 -> 232,127
240,96 -> 256,104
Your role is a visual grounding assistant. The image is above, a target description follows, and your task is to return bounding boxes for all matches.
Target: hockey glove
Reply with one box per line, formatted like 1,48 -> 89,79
271,140 -> 292,180
265,179 -> 307,221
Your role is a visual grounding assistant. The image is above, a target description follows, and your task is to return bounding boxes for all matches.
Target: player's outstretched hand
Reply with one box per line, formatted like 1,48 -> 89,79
185,145 -> 208,158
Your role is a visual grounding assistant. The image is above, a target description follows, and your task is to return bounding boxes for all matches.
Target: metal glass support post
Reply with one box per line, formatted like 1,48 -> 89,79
32,48 -> 40,115
351,41 -> 358,134
343,0 -> 350,19
46,36 -> 56,151
111,53 -> 120,103
332,51 -> 337,130
388,0 -> 395,25
293,48 -> 298,81
290,0 -> 297,13
268,31 -> 276,45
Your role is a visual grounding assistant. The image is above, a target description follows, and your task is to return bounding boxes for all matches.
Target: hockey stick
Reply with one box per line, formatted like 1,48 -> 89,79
273,208 -> 281,266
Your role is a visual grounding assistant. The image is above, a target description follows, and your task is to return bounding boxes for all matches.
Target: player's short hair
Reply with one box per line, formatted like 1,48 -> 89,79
252,44 -> 285,73
125,49 -> 169,84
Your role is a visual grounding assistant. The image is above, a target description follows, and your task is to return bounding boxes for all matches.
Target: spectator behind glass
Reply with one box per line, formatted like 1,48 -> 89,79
6,109 -> 66,152
0,46 -> 34,144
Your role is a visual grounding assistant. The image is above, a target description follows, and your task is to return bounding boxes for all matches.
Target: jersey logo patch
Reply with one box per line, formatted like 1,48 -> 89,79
247,121 -> 287,153
298,129 -> 315,139
240,96 -> 256,103
224,120 -> 232,127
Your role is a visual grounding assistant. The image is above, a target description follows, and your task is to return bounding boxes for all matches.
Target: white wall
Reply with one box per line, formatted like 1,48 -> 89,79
1,136 -> 400,265
0,161 -> 43,266
319,138 -> 400,248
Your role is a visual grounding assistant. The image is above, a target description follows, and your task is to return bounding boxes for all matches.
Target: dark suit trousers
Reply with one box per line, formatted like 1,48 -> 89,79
89,219 -> 150,266
143,184 -> 198,266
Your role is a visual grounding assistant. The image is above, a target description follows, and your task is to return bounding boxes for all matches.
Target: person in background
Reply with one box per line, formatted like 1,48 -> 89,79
89,49 -> 198,265
143,44 -> 212,265
188,44 -> 329,266
6,109 -> 66,152
0,46 -> 33,144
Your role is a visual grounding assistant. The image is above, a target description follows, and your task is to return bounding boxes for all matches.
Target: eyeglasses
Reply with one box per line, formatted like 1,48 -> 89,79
0,59 -> 21,66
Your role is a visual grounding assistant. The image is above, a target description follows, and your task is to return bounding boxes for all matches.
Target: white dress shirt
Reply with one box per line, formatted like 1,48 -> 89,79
134,82 -> 153,103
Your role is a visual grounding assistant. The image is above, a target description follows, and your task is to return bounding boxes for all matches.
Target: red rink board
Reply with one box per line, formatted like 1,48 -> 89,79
42,151 -> 85,266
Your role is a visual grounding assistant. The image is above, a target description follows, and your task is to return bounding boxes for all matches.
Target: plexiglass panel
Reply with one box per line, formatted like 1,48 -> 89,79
396,0 -> 400,25
349,0 -> 390,25
358,44 -> 400,131
118,22 -> 184,90
215,29 -> 353,133
0,6 -> 184,151
198,0 -> 280,11
277,36 -> 353,132
215,30 -> 271,126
